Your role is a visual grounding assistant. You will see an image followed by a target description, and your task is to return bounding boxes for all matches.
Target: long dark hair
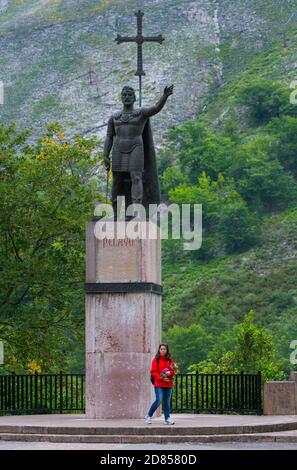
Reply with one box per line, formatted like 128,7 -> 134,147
155,343 -> 172,362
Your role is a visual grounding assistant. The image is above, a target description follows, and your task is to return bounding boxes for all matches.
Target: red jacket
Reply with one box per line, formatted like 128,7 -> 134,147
151,356 -> 175,388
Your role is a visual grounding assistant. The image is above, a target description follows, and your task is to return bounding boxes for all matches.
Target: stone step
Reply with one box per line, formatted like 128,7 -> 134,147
1,421 -> 297,436
0,432 -> 297,444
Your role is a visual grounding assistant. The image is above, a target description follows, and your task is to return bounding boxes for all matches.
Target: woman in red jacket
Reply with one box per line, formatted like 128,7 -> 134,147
144,343 -> 176,425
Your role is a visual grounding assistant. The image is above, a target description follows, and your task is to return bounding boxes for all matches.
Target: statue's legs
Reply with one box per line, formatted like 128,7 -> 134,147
111,172 -> 124,218
111,172 -> 132,218
130,170 -> 143,204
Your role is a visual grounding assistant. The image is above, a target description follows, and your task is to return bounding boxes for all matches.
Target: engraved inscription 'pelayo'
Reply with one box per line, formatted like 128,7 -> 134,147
102,237 -> 135,248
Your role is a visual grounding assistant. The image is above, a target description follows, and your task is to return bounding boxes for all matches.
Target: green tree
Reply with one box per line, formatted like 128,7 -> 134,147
266,116 -> 297,178
0,122 -> 102,373
237,79 -> 294,124
189,310 -> 285,381
231,136 -> 297,212
168,172 -> 260,254
161,167 -> 187,198
163,323 -> 213,372
168,172 -> 236,229
195,297 -> 233,337
218,198 -> 261,252
161,122 -> 236,184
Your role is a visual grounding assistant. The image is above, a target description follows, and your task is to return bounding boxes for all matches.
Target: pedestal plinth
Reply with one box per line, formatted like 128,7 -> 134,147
85,220 -> 162,418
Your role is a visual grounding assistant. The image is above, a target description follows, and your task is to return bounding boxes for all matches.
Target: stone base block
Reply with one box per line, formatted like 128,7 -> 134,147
264,381 -> 297,415
85,292 -> 161,419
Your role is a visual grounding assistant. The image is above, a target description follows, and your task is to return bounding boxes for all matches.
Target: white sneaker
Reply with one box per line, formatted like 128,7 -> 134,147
144,415 -> 152,424
164,418 -> 175,425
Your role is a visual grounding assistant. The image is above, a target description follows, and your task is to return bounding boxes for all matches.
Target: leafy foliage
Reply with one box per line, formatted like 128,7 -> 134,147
188,310 -> 285,381
0,122 -> 102,373
160,68 -> 297,378
236,79 -> 295,124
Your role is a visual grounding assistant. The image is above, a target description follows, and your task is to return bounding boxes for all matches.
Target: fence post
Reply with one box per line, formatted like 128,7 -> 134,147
195,370 -> 199,413
59,371 -> 63,414
219,371 -> 223,413
11,371 -> 16,412
34,371 -> 38,412
240,370 -> 244,414
257,370 -> 262,414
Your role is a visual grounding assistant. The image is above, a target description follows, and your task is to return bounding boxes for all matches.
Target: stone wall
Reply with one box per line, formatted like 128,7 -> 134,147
264,372 -> 297,415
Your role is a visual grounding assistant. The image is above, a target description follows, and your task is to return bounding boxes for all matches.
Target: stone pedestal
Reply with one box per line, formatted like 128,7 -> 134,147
264,372 -> 297,415
85,220 -> 162,418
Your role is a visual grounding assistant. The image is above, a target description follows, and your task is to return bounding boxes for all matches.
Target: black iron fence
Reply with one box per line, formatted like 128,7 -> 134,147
171,371 -> 262,414
0,372 -> 84,415
0,371 -> 262,415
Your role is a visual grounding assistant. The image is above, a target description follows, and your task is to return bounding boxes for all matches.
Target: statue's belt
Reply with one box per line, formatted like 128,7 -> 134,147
114,137 -> 143,154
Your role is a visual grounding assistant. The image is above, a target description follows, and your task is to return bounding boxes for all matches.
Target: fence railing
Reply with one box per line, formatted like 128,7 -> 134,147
171,371 -> 262,414
0,372 -> 84,415
0,371 -> 262,415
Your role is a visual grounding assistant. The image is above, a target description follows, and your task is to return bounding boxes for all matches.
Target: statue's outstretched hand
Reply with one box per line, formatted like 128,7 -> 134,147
164,84 -> 174,97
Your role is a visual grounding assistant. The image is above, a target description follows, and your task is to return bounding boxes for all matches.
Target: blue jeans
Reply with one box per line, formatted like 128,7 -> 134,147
147,387 -> 173,420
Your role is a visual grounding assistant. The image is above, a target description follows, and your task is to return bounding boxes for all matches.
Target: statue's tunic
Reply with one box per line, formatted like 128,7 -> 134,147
106,108 -> 155,173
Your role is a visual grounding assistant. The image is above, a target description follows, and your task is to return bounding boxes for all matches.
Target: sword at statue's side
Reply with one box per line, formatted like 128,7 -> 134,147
105,168 -> 109,205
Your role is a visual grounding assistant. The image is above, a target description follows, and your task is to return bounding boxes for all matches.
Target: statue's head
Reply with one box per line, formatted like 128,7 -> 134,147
121,86 -> 136,106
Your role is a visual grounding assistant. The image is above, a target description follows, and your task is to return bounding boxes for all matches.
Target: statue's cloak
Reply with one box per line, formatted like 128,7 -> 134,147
142,117 -> 161,210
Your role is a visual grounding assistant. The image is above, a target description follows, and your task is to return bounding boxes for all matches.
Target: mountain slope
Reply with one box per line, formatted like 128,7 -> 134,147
1,0 -> 296,146
162,207 -> 297,372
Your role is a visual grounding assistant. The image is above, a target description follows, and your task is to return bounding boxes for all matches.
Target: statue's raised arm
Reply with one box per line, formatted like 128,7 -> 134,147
142,84 -> 174,119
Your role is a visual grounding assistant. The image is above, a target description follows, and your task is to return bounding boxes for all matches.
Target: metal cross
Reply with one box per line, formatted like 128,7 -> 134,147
115,10 -> 164,106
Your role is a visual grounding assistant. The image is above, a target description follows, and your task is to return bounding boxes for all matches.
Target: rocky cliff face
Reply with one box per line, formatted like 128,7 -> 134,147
0,0 -> 294,146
